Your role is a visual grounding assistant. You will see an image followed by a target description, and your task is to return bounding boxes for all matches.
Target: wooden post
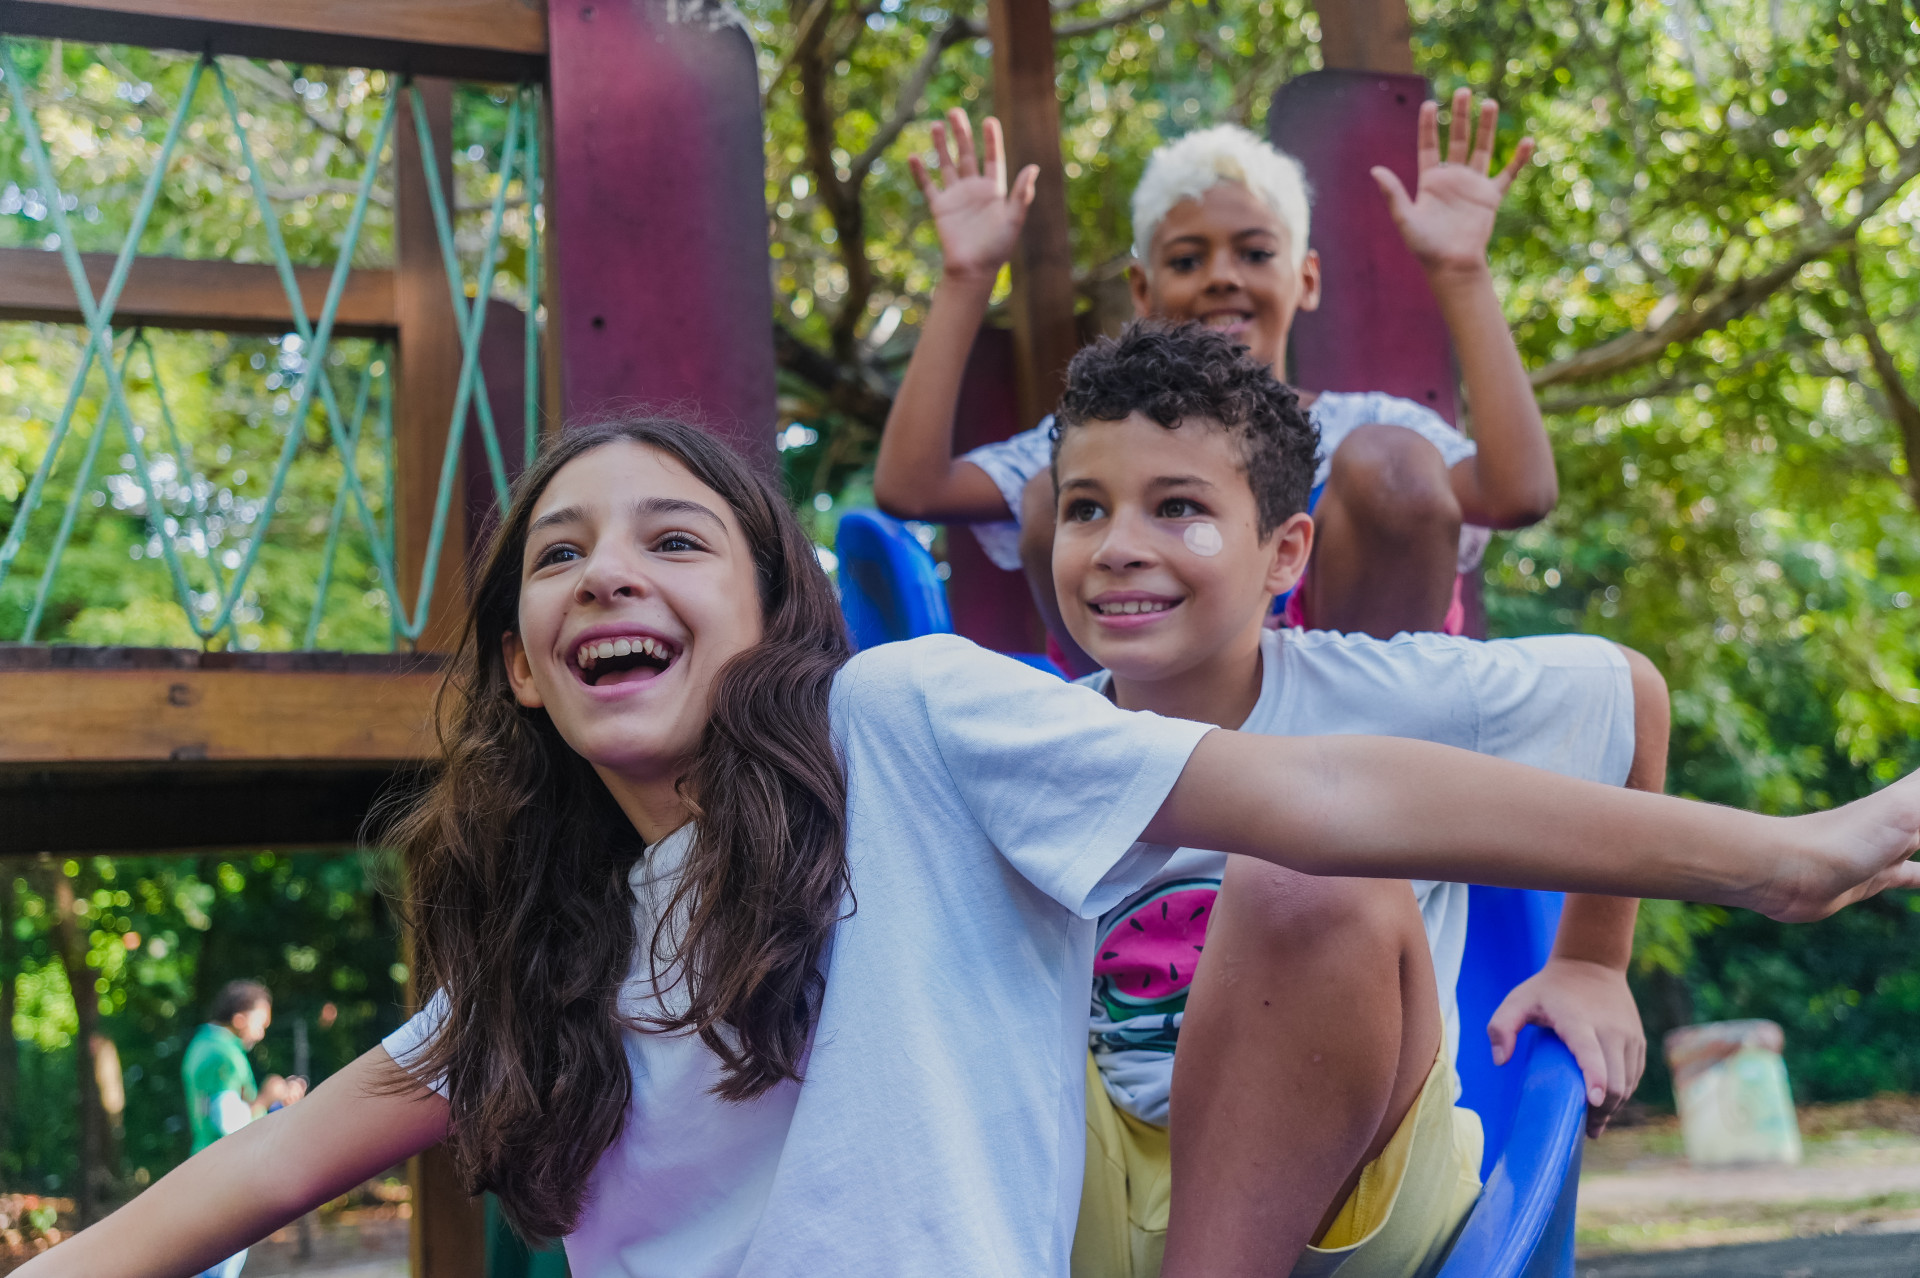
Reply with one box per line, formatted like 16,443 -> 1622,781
393,78 -> 488,1278
1311,0 -> 1415,73
409,1147 -> 488,1278
987,0 -> 1079,430
393,78 -> 466,654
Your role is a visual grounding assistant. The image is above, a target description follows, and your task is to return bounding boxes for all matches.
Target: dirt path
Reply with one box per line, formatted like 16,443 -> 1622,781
1579,1097 -> 1920,1257
1578,1227 -> 1920,1277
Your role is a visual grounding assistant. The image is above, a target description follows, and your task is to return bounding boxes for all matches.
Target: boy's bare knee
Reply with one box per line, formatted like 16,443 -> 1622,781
1614,644 -> 1666,698
1615,643 -> 1672,789
1326,424 -> 1462,544
1217,859 -> 1415,966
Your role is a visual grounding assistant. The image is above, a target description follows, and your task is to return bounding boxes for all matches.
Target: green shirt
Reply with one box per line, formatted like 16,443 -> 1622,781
182,1023 -> 257,1153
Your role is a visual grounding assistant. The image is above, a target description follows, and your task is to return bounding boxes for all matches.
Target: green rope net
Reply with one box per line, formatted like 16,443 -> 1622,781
0,44 -> 545,650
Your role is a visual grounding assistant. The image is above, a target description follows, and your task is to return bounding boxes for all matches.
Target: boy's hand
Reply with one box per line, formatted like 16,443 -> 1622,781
1487,958 -> 1645,1138
908,110 -> 1040,284
1371,87 -> 1534,280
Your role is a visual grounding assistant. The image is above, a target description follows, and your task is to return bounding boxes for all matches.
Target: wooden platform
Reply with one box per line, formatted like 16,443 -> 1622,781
0,645 -> 444,856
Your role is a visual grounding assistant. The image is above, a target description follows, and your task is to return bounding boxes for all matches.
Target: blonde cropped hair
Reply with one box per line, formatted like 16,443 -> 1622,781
1130,125 -> 1312,269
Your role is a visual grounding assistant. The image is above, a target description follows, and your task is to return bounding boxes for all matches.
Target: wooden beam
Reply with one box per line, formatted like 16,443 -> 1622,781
987,0 -> 1079,431
1311,0 -> 1415,74
0,661 -> 439,765
393,79 -> 466,653
0,248 -> 396,337
0,0 -> 547,81
0,648 -> 440,854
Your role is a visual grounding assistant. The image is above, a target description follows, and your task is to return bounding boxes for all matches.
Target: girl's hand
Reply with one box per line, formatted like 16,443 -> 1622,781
1371,87 -> 1534,280
907,110 -> 1040,284
1768,772 -> 1920,923
1487,958 -> 1645,1138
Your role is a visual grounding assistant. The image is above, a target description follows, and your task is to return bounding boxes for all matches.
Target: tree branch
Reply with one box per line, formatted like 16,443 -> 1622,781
775,322 -> 896,427
849,18 -> 973,180
1841,244 -> 1920,507
763,0 -> 835,111
1531,139 -> 1920,388
1055,0 -> 1176,38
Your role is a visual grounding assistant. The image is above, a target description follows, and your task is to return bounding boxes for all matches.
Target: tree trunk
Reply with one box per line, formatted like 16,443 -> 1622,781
34,857 -> 111,1223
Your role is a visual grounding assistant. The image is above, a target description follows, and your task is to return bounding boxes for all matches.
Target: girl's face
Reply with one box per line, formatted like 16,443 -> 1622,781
504,440 -> 765,832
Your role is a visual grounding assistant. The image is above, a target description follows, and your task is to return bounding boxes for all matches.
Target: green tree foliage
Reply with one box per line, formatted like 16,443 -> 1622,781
1,853 -> 406,1195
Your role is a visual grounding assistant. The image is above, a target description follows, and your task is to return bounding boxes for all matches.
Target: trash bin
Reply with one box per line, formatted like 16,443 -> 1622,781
1664,1018 -> 1802,1167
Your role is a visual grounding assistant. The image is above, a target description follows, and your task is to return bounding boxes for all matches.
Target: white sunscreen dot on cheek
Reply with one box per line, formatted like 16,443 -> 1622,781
1184,522 -> 1224,557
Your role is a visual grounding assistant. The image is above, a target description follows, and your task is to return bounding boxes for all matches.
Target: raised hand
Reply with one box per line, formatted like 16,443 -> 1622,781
907,110 -> 1040,284
1371,87 -> 1535,278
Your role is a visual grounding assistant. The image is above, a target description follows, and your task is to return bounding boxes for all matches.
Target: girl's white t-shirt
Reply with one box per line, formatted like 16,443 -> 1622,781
383,635 -> 1212,1277
1082,627 -> 1637,1126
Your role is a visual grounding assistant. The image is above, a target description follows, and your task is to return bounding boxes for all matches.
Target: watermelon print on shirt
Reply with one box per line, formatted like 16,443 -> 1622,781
1093,877 -> 1219,1057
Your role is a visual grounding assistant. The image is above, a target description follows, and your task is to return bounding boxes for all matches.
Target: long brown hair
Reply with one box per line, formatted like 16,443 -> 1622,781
384,417 -> 852,1239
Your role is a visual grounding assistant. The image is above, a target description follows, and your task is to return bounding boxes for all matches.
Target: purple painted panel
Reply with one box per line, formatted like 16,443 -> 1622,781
947,325 -> 1043,651
1269,70 -> 1456,426
546,0 -> 777,468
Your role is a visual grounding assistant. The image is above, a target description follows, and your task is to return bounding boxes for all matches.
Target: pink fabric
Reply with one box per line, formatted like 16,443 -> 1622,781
1278,571 -> 1468,636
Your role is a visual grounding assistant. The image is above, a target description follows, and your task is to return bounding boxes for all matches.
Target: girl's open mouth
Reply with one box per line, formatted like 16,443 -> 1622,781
573,634 -> 681,687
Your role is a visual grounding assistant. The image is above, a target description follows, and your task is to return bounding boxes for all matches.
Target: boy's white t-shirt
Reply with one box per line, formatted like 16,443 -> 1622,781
961,391 -> 1484,573
383,635 -> 1213,1278
1081,627 -> 1636,1127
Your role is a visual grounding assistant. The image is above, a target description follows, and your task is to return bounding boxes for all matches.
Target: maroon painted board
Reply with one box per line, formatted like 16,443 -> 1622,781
1271,69 -> 1485,635
1269,70 -> 1457,426
464,298 -> 531,554
545,0 -> 777,468
946,325 -> 1045,652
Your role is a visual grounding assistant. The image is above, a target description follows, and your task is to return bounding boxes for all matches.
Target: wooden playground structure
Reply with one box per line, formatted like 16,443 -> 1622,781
0,0 -> 1461,1271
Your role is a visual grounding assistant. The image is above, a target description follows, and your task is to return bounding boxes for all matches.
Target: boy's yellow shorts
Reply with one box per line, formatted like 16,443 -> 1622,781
1071,1050 -> 1483,1278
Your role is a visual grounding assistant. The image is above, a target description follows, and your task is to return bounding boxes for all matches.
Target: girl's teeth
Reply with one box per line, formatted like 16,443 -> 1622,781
578,637 -> 675,667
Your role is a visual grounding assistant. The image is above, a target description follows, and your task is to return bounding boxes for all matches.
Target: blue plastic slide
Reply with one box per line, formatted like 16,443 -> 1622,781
835,510 -> 955,648
834,508 -> 1582,1276
1440,887 -> 1584,1277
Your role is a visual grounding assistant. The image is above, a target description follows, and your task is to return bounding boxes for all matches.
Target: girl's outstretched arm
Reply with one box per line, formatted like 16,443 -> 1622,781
1144,731 -> 1920,923
20,1047 -> 448,1278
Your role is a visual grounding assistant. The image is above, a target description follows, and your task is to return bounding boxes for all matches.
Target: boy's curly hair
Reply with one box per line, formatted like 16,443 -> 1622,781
1052,320 -> 1319,536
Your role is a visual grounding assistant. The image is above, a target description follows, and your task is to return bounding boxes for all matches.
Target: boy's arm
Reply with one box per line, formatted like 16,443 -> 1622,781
1488,644 -> 1667,1136
1143,729 -> 1920,924
20,1047 -> 446,1278
873,111 -> 1039,522
1373,89 -> 1557,529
